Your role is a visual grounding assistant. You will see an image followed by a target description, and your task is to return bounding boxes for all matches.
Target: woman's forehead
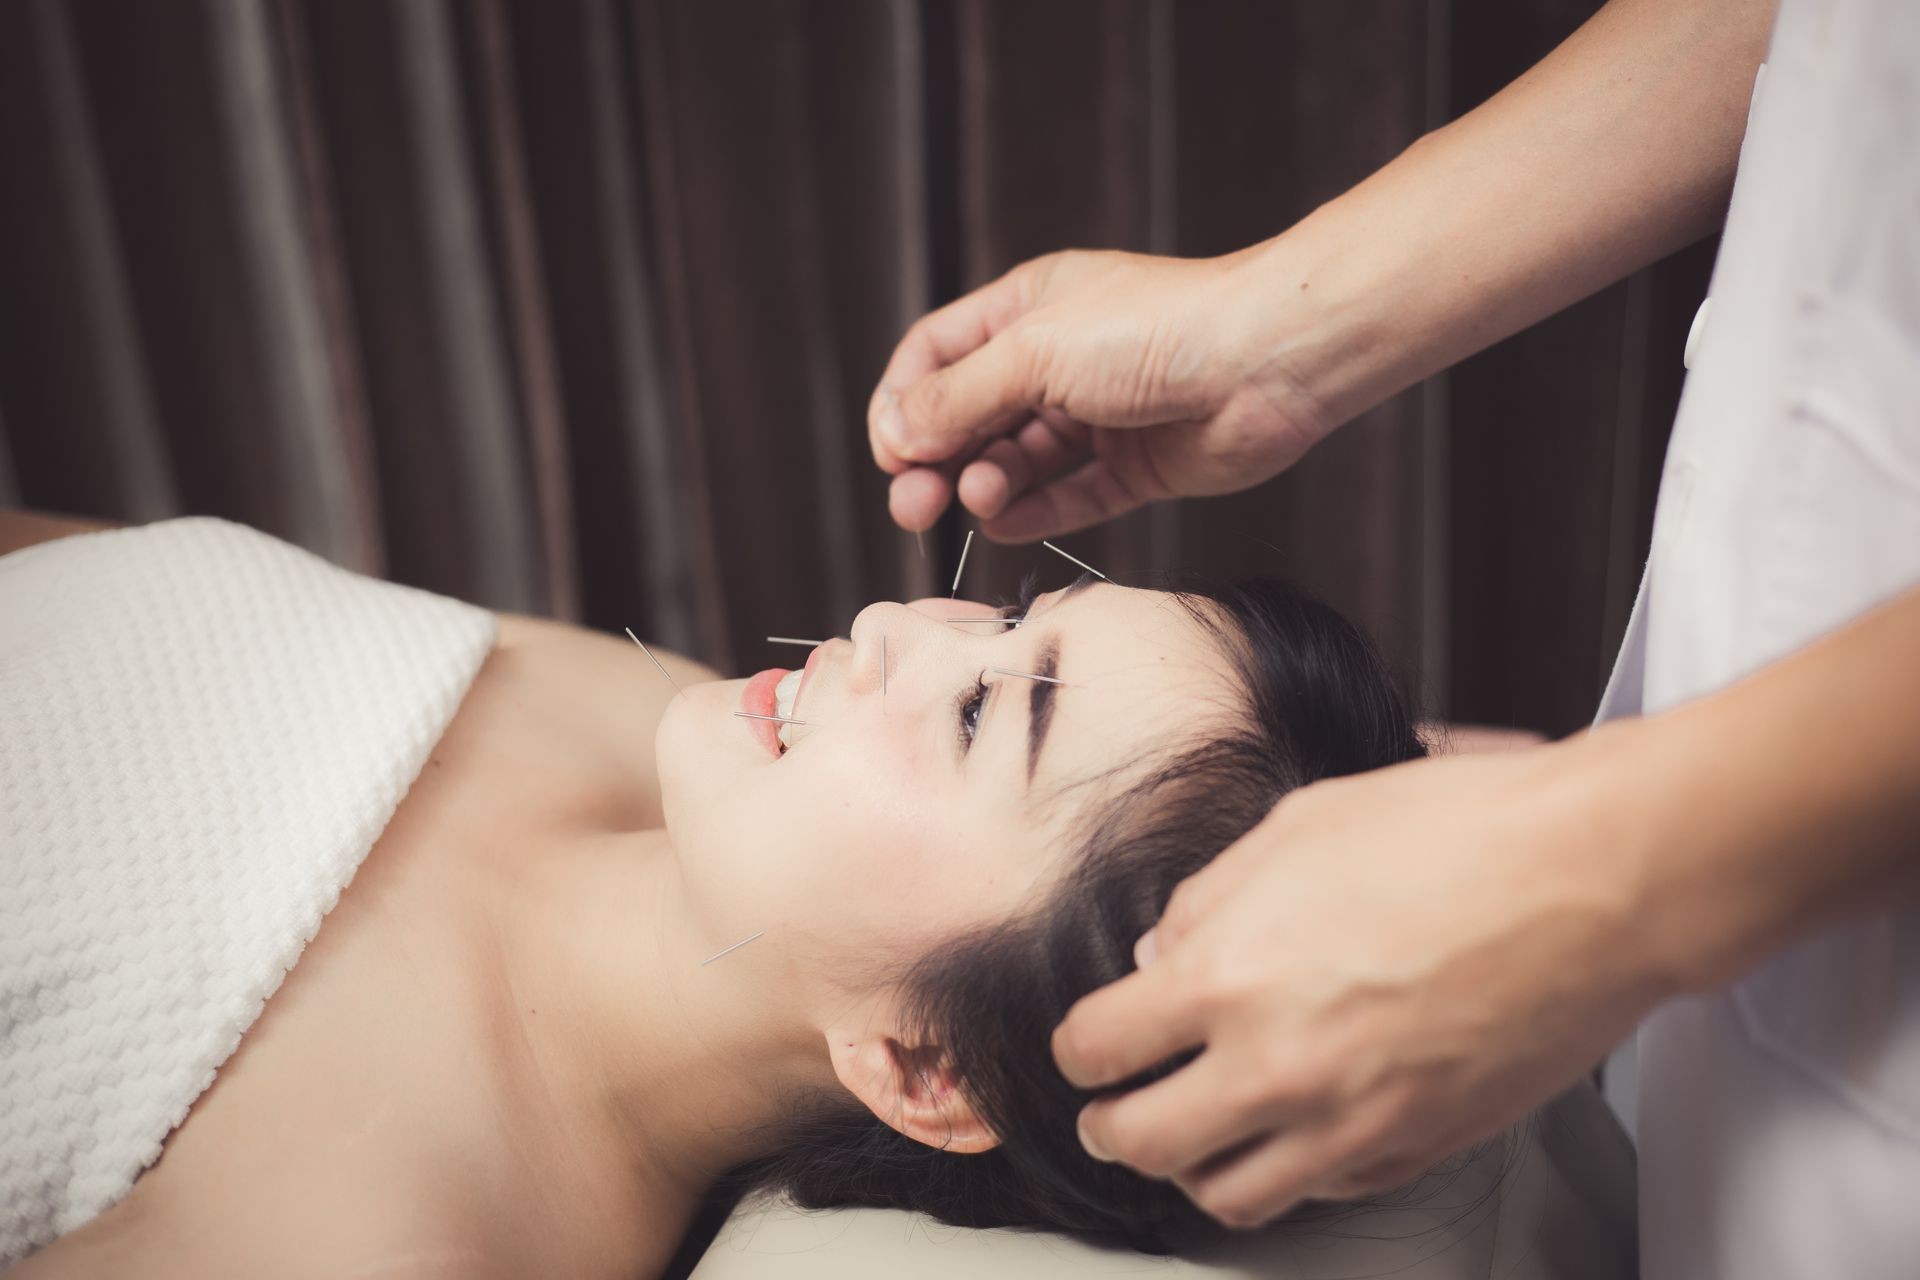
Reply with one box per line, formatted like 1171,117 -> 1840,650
1026,585 -> 1241,782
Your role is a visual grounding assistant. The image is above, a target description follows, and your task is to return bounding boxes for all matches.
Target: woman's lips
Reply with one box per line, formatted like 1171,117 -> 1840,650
740,667 -> 793,758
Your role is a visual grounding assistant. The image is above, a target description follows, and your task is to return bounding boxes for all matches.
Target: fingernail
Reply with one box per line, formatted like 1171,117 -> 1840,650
1078,1114 -> 1113,1162
877,391 -> 909,453
1133,929 -> 1159,969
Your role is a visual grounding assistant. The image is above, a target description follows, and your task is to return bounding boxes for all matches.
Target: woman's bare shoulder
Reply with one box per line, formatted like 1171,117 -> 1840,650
0,507 -> 116,558
468,614 -> 719,830
6,1201 -> 518,1280
495,612 -> 722,686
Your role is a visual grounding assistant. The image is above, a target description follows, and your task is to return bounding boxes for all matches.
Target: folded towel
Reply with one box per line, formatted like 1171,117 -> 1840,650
0,517 -> 496,1263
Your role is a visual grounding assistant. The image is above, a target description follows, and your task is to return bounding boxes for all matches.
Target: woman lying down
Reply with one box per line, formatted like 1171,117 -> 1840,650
0,512 -> 1625,1279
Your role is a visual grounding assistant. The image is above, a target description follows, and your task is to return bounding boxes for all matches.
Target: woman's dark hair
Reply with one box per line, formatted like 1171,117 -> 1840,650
727,575 -> 1427,1253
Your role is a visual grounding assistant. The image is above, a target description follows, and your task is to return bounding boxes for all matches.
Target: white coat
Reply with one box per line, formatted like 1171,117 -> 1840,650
1593,0 -> 1920,1276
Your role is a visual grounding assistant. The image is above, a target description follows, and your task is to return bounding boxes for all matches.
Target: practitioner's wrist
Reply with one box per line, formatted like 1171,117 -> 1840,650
1547,717 -> 1720,1003
1224,159 -> 1457,443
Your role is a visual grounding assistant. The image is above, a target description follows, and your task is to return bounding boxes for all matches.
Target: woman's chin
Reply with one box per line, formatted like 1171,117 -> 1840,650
655,678 -> 732,762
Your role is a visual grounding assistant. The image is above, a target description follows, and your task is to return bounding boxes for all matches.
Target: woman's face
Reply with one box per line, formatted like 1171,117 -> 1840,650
656,577 -> 1240,1000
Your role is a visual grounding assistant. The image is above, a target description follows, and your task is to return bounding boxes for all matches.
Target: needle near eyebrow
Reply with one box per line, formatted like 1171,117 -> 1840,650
1041,540 -> 1108,581
989,666 -> 1072,686
950,529 -> 975,596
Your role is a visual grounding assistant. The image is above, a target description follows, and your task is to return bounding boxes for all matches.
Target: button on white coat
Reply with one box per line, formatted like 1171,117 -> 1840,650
1683,296 -> 1711,370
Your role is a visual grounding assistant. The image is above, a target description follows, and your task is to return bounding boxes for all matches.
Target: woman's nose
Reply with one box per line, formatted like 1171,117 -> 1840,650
847,600 -> 963,696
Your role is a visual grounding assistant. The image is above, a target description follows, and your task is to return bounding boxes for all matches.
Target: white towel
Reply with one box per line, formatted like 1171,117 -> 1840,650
0,517 -> 496,1263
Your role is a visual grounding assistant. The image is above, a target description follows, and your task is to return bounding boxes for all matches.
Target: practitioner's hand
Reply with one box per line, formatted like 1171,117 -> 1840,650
1051,733 -> 1672,1228
868,249 -> 1332,542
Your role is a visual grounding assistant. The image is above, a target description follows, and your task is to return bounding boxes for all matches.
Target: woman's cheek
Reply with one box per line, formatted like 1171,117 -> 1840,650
749,747 -> 950,904
654,699 -> 974,943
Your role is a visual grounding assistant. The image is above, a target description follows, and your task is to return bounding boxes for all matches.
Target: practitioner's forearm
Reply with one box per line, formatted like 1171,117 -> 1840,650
1228,0 -> 1775,433
1595,585 -> 1920,995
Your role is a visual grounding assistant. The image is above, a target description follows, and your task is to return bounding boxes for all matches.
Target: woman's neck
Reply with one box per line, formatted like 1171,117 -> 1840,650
481,827 -> 829,1260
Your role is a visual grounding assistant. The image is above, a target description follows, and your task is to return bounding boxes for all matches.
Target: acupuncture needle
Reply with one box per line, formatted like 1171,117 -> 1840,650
625,628 -> 680,690
626,630 -> 769,968
702,929 -> 765,966
950,529 -> 975,596
1041,539 -> 1108,581
989,666 -> 1072,687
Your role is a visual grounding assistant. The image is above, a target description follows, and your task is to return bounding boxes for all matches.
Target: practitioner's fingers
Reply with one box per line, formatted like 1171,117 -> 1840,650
875,267 -> 1036,394
981,457 -> 1148,545
955,414 -> 1085,518
885,410 -> 1018,531
1134,808 -> 1284,958
1172,1124 -> 1357,1229
871,267 -> 1039,474
889,467 -> 956,533
1052,948 -> 1209,1090
956,416 -> 1094,521
1074,1052 -> 1274,1179
955,436 -> 1036,521
1021,411 -> 1091,475
1310,1149 -> 1440,1202
883,330 -> 1051,469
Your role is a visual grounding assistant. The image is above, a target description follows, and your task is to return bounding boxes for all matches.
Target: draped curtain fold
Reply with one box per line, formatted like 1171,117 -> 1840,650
0,0 -> 1712,735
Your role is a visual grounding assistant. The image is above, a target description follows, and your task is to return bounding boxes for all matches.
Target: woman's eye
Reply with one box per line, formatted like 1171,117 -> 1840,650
957,674 -> 991,751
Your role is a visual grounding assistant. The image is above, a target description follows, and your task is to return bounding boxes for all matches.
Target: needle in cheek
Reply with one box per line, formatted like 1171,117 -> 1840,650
700,929 -> 764,967
624,628 -> 680,692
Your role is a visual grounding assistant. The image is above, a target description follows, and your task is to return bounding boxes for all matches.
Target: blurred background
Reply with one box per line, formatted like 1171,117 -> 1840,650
0,0 -> 1714,737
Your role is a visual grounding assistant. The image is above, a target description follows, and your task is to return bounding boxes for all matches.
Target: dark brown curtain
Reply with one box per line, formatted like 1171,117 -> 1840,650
0,0 -> 1712,736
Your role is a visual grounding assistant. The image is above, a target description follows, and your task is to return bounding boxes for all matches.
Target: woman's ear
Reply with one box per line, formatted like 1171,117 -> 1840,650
825,1029 -> 1001,1153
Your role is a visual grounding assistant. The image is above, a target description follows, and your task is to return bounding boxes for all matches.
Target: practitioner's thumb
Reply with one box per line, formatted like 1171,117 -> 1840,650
884,331 -> 1041,465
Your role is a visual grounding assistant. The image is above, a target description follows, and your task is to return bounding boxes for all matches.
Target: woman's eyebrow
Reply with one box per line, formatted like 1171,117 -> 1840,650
982,573 -> 1092,776
1024,636 -> 1064,783
1052,570 -> 1097,609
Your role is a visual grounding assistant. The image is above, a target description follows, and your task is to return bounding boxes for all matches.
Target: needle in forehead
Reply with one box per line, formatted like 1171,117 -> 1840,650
1041,539 -> 1108,581
950,529 -> 975,597
988,666 -> 1072,686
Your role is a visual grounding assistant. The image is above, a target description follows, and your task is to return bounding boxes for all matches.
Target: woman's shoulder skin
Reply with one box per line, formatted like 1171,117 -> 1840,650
490,611 -> 720,831
0,507 -> 114,556
9,537 -> 712,1277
